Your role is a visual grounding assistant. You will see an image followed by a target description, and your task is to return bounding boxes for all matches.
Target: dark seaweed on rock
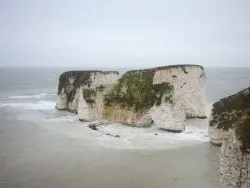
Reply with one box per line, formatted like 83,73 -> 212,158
104,70 -> 174,113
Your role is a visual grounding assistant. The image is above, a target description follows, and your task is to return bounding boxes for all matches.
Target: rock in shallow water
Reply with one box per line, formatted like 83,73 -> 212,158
88,124 -> 98,131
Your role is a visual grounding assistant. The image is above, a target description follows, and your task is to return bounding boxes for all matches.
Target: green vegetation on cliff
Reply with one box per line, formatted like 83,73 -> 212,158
58,71 -> 92,94
210,87 -> 250,131
104,70 -> 174,113
235,116 -> 250,152
212,87 -> 250,116
58,70 -> 119,103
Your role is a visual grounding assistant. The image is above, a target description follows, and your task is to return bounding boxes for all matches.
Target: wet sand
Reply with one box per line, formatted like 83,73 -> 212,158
0,109 -> 220,188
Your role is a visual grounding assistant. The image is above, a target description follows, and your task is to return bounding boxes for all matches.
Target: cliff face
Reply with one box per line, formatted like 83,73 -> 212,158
152,65 -> 206,118
55,71 -> 119,113
209,87 -> 250,145
102,69 -> 178,129
56,65 -> 206,132
220,115 -> 250,188
102,65 -> 205,131
208,87 -> 250,187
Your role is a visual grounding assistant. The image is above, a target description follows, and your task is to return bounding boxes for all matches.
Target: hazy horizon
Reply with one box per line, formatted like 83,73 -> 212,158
1,0 -> 250,68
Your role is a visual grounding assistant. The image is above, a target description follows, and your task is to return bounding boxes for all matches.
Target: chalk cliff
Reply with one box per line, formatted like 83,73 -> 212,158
56,70 -> 119,113
102,65 -> 206,131
208,87 -> 250,187
220,115 -> 250,188
56,65 -> 206,132
209,87 -> 250,145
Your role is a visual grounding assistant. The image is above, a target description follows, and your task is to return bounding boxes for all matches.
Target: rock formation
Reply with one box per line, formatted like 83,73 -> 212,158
56,65 -> 206,132
56,70 -> 119,113
102,65 -> 206,132
209,87 -> 250,145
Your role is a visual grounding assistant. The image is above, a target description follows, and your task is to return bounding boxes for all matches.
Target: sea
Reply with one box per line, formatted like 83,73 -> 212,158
0,67 -> 249,188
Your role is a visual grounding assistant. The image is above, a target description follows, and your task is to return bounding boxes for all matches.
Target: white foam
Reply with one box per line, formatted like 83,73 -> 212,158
8,93 -> 48,99
12,104 -> 210,150
1,100 -> 55,110
32,115 -> 209,150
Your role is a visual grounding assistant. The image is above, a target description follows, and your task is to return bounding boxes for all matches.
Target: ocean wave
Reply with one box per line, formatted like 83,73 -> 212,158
174,126 -> 209,142
8,93 -> 49,99
8,93 -> 48,99
98,124 -> 209,143
1,100 -> 55,110
34,119 -> 209,150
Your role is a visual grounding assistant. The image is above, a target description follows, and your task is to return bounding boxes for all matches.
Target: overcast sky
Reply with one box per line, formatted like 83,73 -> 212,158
0,0 -> 249,68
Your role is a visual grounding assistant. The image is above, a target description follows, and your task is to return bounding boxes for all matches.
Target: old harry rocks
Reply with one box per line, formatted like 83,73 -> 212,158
56,65 -> 206,132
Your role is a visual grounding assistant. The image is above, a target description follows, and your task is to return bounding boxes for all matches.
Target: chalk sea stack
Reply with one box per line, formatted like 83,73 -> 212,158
56,64 -> 206,132
56,70 -> 119,113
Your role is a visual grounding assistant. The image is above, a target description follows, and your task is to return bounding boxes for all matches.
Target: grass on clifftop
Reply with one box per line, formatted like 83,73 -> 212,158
104,70 -> 174,113
135,64 -> 204,72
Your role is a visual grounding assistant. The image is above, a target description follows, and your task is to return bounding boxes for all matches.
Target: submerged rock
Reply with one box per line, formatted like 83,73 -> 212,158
56,65 -> 206,132
209,87 -> 250,145
106,133 -> 120,138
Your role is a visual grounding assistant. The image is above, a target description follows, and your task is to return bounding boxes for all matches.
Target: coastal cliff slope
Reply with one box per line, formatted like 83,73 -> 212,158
208,87 -> 250,188
209,87 -> 250,145
220,114 -> 250,188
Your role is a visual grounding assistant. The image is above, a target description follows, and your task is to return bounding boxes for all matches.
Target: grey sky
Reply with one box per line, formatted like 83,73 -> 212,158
0,0 -> 249,68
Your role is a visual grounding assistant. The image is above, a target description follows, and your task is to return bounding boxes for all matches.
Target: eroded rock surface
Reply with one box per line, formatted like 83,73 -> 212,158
209,87 -> 250,145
